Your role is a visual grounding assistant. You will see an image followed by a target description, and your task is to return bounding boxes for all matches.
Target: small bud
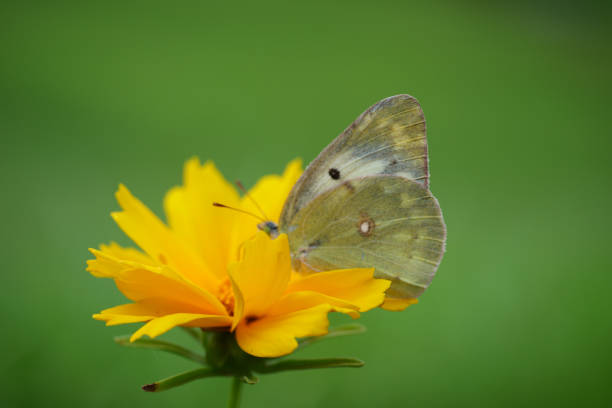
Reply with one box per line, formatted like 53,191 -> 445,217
142,383 -> 157,392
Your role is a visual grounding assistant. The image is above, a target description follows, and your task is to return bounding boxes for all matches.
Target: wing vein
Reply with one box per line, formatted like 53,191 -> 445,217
339,136 -> 427,170
358,107 -> 421,135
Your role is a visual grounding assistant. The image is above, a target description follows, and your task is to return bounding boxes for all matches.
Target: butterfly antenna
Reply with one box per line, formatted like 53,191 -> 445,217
235,180 -> 270,221
212,202 -> 266,222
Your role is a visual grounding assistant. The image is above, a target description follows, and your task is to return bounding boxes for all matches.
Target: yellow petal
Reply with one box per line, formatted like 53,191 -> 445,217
88,248 -> 228,316
100,242 -> 156,266
94,314 -> 154,326
288,268 -> 390,312
87,246 -> 182,280
112,184 -> 220,294
269,291 -> 360,318
229,273 -> 245,331
87,243 -> 164,279
232,159 -> 302,248
229,232 -> 291,319
130,313 -> 232,342
94,297 -> 233,328
93,302 -> 157,326
87,248 -> 127,278
380,297 -> 419,311
114,270 -> 227,315
235,304 -> 330,357
164,159 -> 242,277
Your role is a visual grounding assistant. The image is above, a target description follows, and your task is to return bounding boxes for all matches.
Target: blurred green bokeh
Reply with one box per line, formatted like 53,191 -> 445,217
2,1 -> 611,407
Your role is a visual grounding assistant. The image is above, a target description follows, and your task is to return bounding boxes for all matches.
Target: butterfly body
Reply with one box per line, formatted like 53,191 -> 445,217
275,95 -> 445,301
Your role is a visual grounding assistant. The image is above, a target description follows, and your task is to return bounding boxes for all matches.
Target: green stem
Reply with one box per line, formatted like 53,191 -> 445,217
228,377 -> 242,408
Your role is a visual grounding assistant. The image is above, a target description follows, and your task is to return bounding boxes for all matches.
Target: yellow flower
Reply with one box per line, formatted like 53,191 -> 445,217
88,159 -> 391,357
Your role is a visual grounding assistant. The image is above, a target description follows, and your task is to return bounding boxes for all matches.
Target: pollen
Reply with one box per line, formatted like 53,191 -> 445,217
218,278 -> 235,315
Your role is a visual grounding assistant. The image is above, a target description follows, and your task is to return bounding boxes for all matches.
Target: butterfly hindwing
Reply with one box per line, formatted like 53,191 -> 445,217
283,176 -> 446,299
279,95 -> 429,228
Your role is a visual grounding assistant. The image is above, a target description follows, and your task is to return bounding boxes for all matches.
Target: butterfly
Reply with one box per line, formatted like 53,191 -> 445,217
258,95 -> 446,301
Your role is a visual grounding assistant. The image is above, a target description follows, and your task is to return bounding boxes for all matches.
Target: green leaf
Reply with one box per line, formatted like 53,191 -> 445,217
114,335 -> 206,365
142,366 -> 222,392
257,357 -> 364,374
298,323 -> 366,348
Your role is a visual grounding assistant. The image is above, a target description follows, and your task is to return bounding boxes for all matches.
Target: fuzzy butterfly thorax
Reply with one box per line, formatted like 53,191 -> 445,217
276,95 -> 446,301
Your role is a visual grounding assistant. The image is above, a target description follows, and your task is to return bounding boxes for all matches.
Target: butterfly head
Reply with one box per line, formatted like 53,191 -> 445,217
257,221 -> 279,239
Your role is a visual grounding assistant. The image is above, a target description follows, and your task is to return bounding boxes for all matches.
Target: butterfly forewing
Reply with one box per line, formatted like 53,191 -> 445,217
280,95 -> 429,228
283,176 -> 446,299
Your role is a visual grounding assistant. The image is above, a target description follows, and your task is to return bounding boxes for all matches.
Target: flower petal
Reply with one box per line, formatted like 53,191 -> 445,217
288,268 -> 390,312
269,291 -> 360,318
100,242 -> 156,267
229,232 -> 291,319
164,158 -> 242,277
94,296 -> 227,328
93,302 -> 156,326
235,304 -> 331,357
88,248 -> 228,316
130,313 -> 232,342
380,297 -> 419,311
229,273 -> 244,331
112,184 -> 220,293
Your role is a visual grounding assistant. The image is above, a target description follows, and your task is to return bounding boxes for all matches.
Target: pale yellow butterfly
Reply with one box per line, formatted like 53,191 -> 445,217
259,95 -> 446,301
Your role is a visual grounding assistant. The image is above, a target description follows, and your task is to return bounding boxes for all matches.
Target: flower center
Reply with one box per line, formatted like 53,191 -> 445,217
218,278 -> 235,315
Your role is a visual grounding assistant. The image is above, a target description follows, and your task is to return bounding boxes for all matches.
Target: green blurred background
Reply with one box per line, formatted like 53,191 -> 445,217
2,1 -> 611,407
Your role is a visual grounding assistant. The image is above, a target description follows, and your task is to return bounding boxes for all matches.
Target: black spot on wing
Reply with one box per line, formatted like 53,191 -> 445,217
328,168 -> 341,180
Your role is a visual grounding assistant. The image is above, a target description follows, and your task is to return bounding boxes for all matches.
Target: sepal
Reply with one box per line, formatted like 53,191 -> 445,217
257,357 -> 364,373
114,335 -> 207,365
142,367 -> 218,392
298,323 -> 366,348
117,323 -> 368,393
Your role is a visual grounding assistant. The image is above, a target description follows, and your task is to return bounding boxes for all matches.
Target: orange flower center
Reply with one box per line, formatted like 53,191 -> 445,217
218,277 -> 235,315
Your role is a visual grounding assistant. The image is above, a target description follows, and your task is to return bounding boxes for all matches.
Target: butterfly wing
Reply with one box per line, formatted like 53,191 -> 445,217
279,94 -> 429,228
283,176 -> 446,299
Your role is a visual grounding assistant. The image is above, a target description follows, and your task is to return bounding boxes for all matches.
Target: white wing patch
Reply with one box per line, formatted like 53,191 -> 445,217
307,149 -> 424,200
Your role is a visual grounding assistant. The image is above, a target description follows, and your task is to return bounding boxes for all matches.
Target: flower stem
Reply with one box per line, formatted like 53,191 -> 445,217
228,377 -> 242,408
